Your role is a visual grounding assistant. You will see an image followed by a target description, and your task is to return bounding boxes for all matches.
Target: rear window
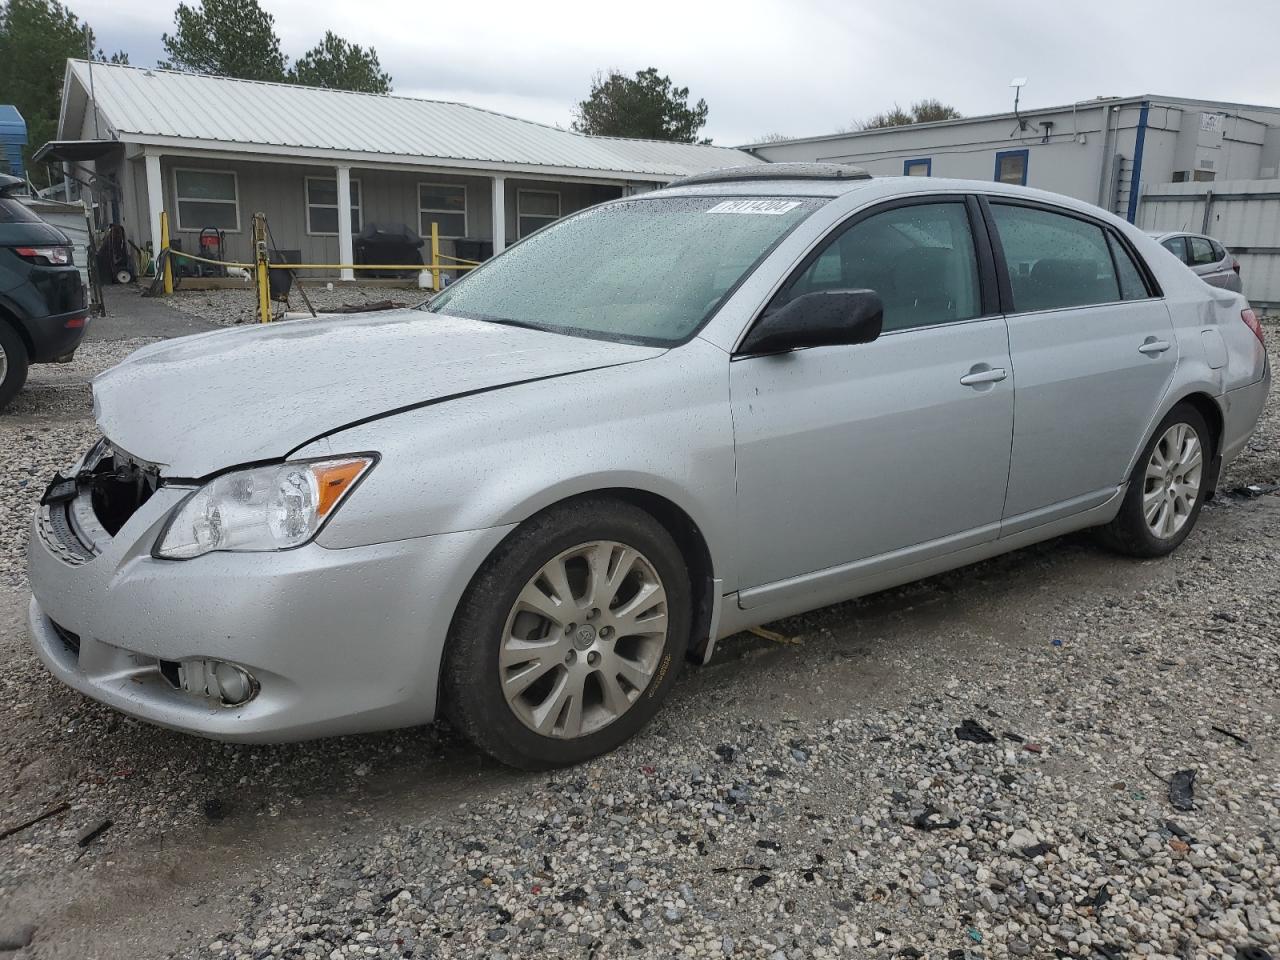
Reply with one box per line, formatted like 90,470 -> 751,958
0,198 -> 42,224
990,203 -> 1121,312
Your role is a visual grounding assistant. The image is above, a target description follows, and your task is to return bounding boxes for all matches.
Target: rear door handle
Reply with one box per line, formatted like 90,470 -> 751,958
959,367 -> 1008,386
1138,338 -> 1172,355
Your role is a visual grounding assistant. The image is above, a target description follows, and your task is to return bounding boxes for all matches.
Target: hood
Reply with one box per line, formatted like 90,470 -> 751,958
93,309 -> 665,477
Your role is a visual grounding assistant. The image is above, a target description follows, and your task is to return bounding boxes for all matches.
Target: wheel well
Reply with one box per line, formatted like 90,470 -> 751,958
0,303 -> 34,361
1173,393 -> 1224,497
545,488 -> 717,664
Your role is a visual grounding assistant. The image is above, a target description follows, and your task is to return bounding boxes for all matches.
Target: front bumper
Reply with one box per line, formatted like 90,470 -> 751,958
28,482 -> 512,742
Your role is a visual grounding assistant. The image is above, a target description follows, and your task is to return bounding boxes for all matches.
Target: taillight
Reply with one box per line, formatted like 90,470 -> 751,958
1232,259 -> 1241,276
1241,308 -> 1265,344
13,245 -> 73,266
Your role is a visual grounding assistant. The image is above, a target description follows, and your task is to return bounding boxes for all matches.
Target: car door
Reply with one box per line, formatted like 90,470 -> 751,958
985,199 -> 1178,531
730,196 -> 1014,606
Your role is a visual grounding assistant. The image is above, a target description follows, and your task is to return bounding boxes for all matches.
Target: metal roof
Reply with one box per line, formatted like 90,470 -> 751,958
63,61 -> 758,180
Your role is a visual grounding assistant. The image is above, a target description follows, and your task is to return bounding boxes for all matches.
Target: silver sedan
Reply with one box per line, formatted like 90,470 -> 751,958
1149,230 -> 1244,293
28,165 -> 1270,769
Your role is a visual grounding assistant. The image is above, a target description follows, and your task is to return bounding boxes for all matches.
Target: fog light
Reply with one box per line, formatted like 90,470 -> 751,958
213,662 -> 256,706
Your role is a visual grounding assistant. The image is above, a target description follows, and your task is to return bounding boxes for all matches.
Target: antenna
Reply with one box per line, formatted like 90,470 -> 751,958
1010,78 -> 1028,134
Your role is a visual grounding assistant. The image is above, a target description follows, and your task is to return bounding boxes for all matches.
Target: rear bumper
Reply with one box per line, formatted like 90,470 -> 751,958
1219,360 -> 1271,466
23,306 -> 90,362
27,483 -> 513,742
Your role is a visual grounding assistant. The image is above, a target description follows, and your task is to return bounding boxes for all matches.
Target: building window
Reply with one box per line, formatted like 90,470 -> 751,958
418,183 -> 467,239
993,149 -> 1029,186
518,190 -> 561,238
305,177 -> 361,236
903,158 -> 931,177
173,168 -> 239,232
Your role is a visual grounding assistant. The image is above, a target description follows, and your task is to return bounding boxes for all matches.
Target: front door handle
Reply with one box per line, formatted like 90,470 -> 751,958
1138,338 -> 1172,355
959,366 -> 1008,386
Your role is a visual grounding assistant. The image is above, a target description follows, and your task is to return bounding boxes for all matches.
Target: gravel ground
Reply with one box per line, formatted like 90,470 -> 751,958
0,325 -> 1276,960
164,284 -> 429,326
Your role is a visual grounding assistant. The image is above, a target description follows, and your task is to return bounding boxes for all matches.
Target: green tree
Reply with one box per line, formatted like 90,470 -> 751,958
159,0 -> 288,82
290,30 -> 391,94
0,0 -> 125,186
858,99 -> 961,130
572,68 -> 709,143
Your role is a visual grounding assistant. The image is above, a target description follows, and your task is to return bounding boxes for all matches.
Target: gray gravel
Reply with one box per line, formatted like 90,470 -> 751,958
164,283 -> 429,326
0,323 -> 1276,960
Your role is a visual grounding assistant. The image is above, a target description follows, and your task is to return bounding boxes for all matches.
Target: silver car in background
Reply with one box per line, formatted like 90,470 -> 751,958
1150,230 -> 1243,293
28,164 -> 1270,769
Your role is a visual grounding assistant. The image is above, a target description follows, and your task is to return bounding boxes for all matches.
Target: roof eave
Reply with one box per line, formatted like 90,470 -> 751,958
118,135 -> 682,182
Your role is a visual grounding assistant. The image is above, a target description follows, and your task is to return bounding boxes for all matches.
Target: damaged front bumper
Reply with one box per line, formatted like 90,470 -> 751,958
27,448 -> 513,742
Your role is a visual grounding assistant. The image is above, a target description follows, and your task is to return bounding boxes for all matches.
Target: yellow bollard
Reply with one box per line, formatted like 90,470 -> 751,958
159,211 -> 174,295
430,221 -> 442,292
253,213 -> 271,324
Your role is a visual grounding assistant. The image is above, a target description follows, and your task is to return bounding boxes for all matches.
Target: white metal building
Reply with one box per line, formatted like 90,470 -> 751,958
44,60 -> 759,277
744,95 -> 1280,304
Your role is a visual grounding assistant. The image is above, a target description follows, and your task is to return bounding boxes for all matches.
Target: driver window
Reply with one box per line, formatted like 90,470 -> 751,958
777,201 -> 982,333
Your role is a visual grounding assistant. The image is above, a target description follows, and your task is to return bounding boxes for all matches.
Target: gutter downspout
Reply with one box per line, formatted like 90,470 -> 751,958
1095,102 -> 1112,208
1125,100 -> 1150,224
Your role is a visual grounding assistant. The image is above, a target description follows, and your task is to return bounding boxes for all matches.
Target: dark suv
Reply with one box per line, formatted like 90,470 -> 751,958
0,174 -> 89,410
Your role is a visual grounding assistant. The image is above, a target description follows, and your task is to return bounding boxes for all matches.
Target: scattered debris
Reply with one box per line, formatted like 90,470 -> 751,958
1228,482 -> 1280,499
954,719 -> 997,744
75,818 -> 113,848
911,806 -> 961,832
749,873 -> 772,888
1211,724 -> 1249,746
1169,770 -> 1197,812
0,801 -> 69,840
748,625 -> 801,645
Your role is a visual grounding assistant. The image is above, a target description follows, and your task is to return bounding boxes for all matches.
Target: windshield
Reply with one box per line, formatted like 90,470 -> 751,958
423,195 -> 821,345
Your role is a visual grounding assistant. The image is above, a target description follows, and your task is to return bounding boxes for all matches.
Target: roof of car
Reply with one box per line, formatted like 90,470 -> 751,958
650,174 -> 1135,219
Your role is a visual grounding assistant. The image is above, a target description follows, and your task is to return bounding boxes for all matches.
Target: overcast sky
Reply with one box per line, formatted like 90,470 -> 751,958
70,0 -> 1280,146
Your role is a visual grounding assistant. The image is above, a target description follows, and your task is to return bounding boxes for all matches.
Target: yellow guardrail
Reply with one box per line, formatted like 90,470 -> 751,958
154,213 -> 481,322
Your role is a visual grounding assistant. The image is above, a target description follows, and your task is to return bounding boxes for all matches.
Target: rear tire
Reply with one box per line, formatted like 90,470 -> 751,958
443,498 -> 691,770
0,322 -> 30,412
1098,403 -> 1211,558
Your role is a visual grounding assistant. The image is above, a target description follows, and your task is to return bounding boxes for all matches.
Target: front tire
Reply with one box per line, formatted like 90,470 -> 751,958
443,498 -> 691,770
1098,403 -> 1211,558
0,322 -> 30,412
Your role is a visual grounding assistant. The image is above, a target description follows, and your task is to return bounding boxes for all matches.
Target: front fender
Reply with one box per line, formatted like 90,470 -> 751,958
309,338 -> 741,591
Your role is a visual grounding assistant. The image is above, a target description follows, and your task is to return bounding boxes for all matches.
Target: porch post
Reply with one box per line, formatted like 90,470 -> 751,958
144,152 -> 164,264
491,175 -> 506,254
336,165 -> 354,281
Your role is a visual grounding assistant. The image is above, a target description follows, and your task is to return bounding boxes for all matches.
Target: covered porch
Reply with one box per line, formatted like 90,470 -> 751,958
117,149 -> 654,282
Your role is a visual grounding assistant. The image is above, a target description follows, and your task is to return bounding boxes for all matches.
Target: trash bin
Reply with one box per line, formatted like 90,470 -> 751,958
354,223 -> 423,279
268,249 -> 299,300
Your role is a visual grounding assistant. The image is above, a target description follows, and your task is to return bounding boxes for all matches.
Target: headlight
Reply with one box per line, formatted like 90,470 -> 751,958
154,456 -> 375,559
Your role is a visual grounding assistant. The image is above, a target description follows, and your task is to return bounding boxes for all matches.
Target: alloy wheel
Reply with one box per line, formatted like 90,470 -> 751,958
1143,422 -> 1203,539
0,339 -> 7,385
499,540 -> 669,739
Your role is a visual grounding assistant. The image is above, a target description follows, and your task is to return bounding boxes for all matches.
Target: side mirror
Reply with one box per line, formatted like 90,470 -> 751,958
738,289 -> 884,356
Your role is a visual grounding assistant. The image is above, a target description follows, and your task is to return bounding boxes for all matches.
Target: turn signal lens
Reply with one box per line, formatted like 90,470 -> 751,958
314,459 -> 370,517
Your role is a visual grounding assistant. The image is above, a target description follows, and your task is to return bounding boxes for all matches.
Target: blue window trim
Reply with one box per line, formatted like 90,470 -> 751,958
903,157 -> 932,176
993,149 -> 1029,186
